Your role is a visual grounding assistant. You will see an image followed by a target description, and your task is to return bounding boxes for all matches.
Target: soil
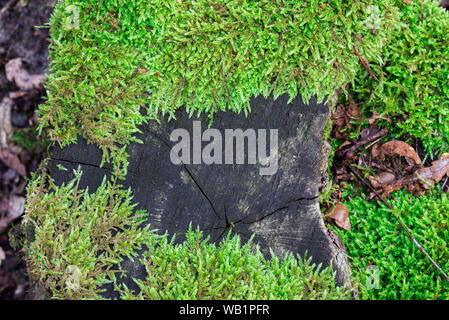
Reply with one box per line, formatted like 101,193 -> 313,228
0,0 -> 54,300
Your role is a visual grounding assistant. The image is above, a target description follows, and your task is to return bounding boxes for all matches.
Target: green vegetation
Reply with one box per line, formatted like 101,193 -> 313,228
327,1 -> 449,299
21,163 -> 349,299
22,157 -> 149,299
121,229 -> 349,300
351,0 -> 449,154
22,0 -> 449,299
333,189 -> 449,299
38,0 -> 400,159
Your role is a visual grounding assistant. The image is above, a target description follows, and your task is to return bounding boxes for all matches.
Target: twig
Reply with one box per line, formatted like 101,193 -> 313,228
352,45 -> 379,81
335,127 -> 387,160
364,136 -> 384,151
347,164 -> 449,283
441,176 -> 448,193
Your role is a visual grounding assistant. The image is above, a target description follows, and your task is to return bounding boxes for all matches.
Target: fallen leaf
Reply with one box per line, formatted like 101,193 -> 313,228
9,91 -> 27,99
371,142 -> 381,158
0,96 -> 13,149
328,203 -> 351,230
376,140 -> 422,166
0,196 -> 26,234
5,58 -> 45,91
370,153 -> 449,196
369,171 -> 396,188
347,96 -> 362,120
0,149 -> 26,177
0,246 -> 5,266
332,104 -> 347,127
413,153 -> 449,189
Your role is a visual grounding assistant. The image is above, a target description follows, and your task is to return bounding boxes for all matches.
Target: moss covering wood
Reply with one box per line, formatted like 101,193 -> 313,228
22,157 -> 150,299
38,0 -> 400,159
120,229 -> 350,300
21,162 -> 350,299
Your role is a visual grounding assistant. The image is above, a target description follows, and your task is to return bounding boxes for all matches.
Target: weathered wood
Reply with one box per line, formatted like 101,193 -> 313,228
47,94 -> 352,290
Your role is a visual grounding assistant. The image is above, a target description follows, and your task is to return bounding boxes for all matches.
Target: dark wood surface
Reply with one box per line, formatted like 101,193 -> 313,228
47,94 -> 351,291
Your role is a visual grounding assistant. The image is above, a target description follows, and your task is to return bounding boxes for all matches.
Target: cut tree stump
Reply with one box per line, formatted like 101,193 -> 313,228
47,94 -> 352,291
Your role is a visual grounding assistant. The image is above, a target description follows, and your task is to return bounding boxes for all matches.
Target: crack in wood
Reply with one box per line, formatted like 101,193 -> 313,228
145,128 -> 224,222
49,157 -> 114,172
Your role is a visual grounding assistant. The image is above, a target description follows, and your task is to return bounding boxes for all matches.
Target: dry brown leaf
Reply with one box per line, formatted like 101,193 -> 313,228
0,195 -> 25,234
0,246 -> 5,266
0,96 -> 13,149
368,171 -> 396,188
332,104 -> 347,127
9,91 -> 27,99
328,203 -> 351,230
5,58 -> 45,91
0,149 -> 27,177
371,153 -> 449,196
376,140 -> 422,166
348,97 -> 362,120
371,142 -> 381,158
331,101 -> 361,141
414,153 -> 449,189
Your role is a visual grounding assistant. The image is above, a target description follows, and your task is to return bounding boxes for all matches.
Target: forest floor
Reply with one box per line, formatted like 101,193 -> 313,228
1,0 -> 449,300
0,0 -> 54,300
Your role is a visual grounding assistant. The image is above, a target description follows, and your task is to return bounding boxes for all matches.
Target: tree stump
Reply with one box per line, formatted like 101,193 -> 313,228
47,94 -> 352,289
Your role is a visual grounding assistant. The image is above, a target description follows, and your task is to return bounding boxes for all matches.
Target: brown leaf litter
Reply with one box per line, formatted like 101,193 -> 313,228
326,203 -> 351,231
5,58 -> 45,91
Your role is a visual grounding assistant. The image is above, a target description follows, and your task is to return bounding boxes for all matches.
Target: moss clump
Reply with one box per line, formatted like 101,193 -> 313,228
21,164 -> 350,300
352,0 -> 449,154
333,190 -> 449,299
38,0 -> 400,159
121,228 -> 349,300
22,159 -> 149,299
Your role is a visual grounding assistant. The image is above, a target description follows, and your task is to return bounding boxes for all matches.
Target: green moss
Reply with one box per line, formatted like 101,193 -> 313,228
351,0 -> 449,154
22,159 -> 149,299
332,190 -> 449,299
21,163 -> 349,300
120,228 -> 350,300
38,0 -> 400,159
328,2 -> 449,298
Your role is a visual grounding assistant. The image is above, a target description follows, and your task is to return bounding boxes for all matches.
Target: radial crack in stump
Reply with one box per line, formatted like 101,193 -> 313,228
47,94 -> 352,290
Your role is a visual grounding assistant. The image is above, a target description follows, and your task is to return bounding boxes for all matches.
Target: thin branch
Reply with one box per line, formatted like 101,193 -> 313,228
347,164 -> 449,283
441,176 -> 448,193
352,45 -> 379,81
